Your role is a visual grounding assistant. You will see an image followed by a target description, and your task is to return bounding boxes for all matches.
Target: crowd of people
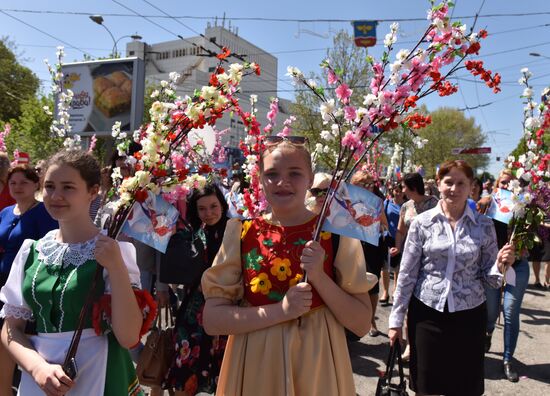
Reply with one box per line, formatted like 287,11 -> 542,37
0,141 -> 546,396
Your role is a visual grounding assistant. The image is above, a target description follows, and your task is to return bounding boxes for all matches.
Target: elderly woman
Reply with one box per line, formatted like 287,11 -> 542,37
389,160 -> 515,396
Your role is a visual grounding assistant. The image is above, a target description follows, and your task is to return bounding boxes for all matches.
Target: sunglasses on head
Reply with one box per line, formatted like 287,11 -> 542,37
309,187 -> 328,197
263,135 -> 308,147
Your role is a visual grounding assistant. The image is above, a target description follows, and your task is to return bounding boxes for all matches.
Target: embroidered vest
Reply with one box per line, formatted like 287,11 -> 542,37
240,217 -> 335,309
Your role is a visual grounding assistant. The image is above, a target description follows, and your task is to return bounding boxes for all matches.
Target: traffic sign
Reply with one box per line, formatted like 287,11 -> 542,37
451,147 -> 491,155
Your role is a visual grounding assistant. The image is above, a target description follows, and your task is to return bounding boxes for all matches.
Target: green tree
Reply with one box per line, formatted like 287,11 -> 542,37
4,95 -> 64,162
291,30 -> 372,169
412,107 -> 489,177
0,38 -> 40,122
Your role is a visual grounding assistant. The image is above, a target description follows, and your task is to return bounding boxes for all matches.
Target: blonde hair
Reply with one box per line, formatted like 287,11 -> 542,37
494,169 -> 515,192
305,172 -> 332,211
259,142 -> 312,174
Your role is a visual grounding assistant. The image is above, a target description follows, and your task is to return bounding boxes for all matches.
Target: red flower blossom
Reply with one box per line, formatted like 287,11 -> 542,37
209,73 -> 219,86
466,42 -> 481,55
152,168 -> 167,178
253,63 -> 261,76
437,81 -> 458,96
479,29 -> 488,39
134,189 -> 148,203
218,168 -> 228,178
133,151 -> 142,160
177,168 -> 189,181
198,164 -> 213,174
404,95 -> 419,111
217,47 -> 231,60
404,113 -> 432,129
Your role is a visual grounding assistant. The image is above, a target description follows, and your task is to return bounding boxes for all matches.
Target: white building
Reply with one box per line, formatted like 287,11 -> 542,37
126,23 -> 291,150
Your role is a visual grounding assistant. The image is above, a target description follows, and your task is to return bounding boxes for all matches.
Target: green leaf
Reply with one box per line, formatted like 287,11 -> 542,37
293,238 -> 307,246
262,238 -> 274,247
244,248 -> 263,271
267,291 -> 284,302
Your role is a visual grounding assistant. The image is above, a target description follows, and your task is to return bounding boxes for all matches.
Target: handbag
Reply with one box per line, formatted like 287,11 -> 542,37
136,307 -> 176,387
159,220 -> 208,286
375,341 -> 409,396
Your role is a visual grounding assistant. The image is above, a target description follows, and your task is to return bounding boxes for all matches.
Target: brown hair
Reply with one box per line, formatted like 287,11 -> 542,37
46,150 -> 100,189
437,160 -> 474,181
8,165 -> 40,184
0,153 -> 10,181
259,142 -> 312,174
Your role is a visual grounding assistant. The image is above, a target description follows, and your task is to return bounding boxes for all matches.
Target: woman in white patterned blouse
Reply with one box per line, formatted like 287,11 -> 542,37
388,160 -> 515,396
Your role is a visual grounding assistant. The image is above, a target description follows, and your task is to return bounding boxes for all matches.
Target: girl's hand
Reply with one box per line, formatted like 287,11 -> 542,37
31,362 -> 74,396
389,247 -> 400,257
281,283 -> 312,319
388,327 -> 402,347
300,241 -> 326,283
497,243 -> 515,273
95,234 -> 124,272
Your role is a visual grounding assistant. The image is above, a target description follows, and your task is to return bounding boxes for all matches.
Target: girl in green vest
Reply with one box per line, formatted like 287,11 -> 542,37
0,150 -> 151,395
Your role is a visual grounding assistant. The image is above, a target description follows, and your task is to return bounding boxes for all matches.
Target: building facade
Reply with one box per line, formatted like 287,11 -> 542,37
126,23 -> 290,150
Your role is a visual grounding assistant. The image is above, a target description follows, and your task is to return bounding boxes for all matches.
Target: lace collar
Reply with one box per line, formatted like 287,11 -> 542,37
37,230 -> 99,268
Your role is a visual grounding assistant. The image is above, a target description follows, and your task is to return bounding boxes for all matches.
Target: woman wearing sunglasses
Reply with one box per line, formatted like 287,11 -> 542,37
306,172 -> 331,214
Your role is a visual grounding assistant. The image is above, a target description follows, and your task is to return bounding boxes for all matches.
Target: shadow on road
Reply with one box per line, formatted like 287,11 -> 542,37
349,339 -> 395,378
484,355 -> 550,384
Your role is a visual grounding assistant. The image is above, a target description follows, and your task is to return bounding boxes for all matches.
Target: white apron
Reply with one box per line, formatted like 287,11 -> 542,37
19,329 -> 108,396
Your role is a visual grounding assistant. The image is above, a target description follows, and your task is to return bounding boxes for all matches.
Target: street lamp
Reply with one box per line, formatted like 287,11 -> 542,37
529,52 -> 550,61
89,15 -> 141,57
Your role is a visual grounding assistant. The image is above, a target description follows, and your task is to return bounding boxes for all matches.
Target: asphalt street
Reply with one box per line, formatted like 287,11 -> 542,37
350,271 -> 550,396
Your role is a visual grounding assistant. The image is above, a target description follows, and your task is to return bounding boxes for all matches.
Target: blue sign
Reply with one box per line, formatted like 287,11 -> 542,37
352,21 -> 378,47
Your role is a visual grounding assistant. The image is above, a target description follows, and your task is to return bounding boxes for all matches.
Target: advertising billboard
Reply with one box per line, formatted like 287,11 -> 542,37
61,57 -> 145,136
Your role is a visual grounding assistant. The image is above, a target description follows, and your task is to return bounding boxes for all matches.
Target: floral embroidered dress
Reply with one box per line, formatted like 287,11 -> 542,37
201,217 -> 375,396
0,230 -> 144,396
163,219 -> 228,394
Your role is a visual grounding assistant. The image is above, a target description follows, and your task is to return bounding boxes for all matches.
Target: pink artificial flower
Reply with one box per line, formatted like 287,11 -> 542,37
88,134 -> 97,153
335,83 -> 353,104
327,69 -> 338,85
344,106 -> 357,121
341,130 -> 362,150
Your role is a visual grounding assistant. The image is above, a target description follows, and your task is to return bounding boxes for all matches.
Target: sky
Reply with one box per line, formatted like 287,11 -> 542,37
2,0 -> 550,177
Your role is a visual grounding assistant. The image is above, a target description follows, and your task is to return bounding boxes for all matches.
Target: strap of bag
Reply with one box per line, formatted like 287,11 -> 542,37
385,341 -> 399,384
385,342 -> 406,388
62,264 -> 102,378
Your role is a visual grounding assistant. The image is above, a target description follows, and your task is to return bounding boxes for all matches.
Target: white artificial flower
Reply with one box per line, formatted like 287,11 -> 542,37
413,136 -> 429,149
363,94 -> 378,106
396,49 -> 410,61
111,121 -> 122,138
320,99 -> 335,123
522,87 -> 533,98
320,130 -> 334,141
516,167 -> 525,179
520,67 -> 529,74
160,80 -> 169,88
150,90 -> 159,98
169,72 -> 181,83
525,117 -> 541,130
307,79 -> 317,88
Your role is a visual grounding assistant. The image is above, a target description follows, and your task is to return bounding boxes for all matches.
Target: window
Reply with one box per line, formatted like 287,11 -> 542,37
129,51 -> 135,56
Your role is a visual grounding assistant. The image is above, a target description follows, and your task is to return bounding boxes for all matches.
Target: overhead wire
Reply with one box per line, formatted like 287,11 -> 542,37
4,8 -> 550,23
0,10 -> 95,57
128,0 -> 295,89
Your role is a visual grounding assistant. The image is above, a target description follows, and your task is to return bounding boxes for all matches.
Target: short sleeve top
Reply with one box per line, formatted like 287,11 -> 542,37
400,196 -> 439,229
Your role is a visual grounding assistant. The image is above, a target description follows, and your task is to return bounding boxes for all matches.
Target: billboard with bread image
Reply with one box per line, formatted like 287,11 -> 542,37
61,58 -> 145,135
